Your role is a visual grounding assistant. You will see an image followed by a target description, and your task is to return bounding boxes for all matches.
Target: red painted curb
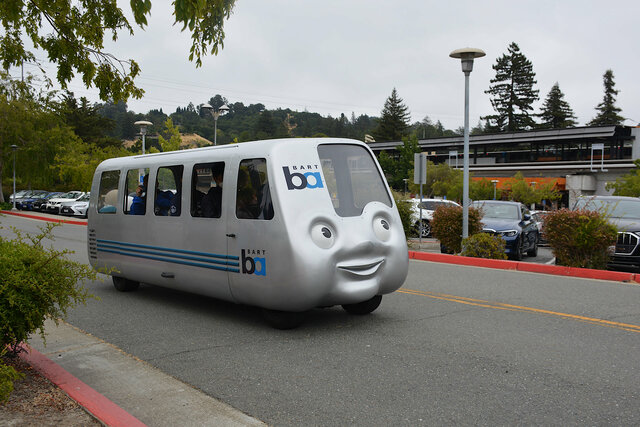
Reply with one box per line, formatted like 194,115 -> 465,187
1,210 -> 87,226
408,250 -> 640,284
19,344 -> 146,427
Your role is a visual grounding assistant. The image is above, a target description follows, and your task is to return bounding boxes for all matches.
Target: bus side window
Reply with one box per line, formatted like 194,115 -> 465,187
236,159 -> 273,220
97,170 -> 120,214
155,165 -> 184,216
124,168 -> 149,215
191,162 -> 225,218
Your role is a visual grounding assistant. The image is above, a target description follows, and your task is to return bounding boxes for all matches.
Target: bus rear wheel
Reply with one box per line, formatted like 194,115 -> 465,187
261,309 -> 307,329
112,276 -> 140,292
342,295 -> 382,315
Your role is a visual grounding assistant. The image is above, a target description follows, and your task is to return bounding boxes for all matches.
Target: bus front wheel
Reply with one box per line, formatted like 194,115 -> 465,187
342,295 -> 382,315
261,309 -> 307,329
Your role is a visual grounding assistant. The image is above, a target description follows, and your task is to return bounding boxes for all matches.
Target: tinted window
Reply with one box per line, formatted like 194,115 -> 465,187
474,202 -> 520,219
236,159 -> 273,220
574,198 -> 640,219
318,144 -> 391,217
192,162 -> 225,218
124,168 -> 149,215
154,166 -> 183,216
97,170 -> 120,214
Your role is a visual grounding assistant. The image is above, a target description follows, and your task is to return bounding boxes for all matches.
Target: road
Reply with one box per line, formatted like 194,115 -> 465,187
2,215 -> 640,425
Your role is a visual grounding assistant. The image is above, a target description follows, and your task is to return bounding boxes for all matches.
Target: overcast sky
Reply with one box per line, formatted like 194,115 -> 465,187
16,0 -> 640,131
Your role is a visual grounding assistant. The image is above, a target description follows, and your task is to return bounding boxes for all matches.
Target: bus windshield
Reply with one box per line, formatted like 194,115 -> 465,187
318,144 -> 391,217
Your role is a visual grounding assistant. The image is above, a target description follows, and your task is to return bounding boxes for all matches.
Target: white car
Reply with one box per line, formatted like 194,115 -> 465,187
59,193 -> 91,218
409,198 -> 461,237
44,191 -> 86,214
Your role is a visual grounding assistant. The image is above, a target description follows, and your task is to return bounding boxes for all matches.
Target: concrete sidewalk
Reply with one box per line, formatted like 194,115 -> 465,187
27,320 -> 264,427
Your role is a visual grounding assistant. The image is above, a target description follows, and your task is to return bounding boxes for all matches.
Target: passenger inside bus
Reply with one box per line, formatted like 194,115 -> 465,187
201,165 -> 224,218
155,166 -> 183,216
236,168 -> 258,219
129,175 -> 148,215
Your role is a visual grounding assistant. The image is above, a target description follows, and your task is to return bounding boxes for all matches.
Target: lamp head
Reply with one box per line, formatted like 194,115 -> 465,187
134,120 -> 153,134
449,48 -> 486,74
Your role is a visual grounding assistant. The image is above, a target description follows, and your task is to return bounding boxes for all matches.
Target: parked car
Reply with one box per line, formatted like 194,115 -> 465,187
16,190 -> 53,210
472,200 -> 539,260
8,190 -> 29,204
408,198 -> 461,237
44,191 -> 86,214
530,210 -> 550,245
573,195 -> 640,272
59,193 -> 91,218
31,192 -> 64,212
11,190 -> 47,207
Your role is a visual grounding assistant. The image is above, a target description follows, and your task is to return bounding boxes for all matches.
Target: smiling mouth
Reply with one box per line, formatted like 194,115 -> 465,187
337,259 -> 385,276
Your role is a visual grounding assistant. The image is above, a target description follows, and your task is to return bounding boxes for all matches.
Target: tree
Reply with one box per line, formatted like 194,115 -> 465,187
606,159 -> 640,196
57,92 -> 120,148
157,118 -> 182,152
588,69 -> 625,126
0,1 -> 236,102
539,83 -> 577,129
484,42 -> 539,132
377,135 -> 421,189
372,88 -> 410,142
0,73 -> 65,201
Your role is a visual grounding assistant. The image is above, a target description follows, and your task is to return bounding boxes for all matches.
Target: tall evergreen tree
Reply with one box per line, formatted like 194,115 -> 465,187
539,83 -> 577,129
483,42 -> 539,132
588,69 -> 624,126
372,88 -> 410,142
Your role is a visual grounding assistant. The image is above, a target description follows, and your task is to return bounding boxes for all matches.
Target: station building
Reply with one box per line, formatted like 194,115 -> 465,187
368,125 -> 640,208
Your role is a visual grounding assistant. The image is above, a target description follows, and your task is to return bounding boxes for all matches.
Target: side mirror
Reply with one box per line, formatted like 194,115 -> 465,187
523,213 -> 531,221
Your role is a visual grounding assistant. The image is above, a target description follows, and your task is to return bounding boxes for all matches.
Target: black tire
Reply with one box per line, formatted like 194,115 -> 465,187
261,309 -> 307,329
527,237 -> 538,257
342,295 -> 382,315
112,276 -> 140,292
510,239 -> 523,261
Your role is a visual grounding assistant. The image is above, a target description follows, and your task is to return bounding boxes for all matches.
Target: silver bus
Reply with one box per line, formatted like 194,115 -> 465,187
88,138 -> 408,328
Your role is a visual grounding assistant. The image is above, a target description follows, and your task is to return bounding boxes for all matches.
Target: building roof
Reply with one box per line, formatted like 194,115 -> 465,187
367,126 -> 629,151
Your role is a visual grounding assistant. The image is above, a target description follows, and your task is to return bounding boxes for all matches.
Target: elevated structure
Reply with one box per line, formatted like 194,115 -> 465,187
368,126 -> 640,207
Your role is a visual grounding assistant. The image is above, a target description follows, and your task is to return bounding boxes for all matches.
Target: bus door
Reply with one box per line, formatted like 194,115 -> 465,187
226,157 -> 276,303
185,161 -> 235,300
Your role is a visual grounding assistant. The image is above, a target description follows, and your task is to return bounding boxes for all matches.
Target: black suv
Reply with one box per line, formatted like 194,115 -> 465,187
573,195 -> 640,272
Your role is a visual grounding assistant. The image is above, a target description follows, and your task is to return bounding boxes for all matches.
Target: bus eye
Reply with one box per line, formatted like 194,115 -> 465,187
311,223 -> 336,249
373,217 -> 391,241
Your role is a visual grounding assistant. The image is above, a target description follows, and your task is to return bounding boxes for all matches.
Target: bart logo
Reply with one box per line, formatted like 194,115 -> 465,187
283,166 -> 324,190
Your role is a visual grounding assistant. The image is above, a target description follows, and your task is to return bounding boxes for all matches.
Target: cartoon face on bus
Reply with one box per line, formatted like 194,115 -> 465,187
88,138 -> 408,328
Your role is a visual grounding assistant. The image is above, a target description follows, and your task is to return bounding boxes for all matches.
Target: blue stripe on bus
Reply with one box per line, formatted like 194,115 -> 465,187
97,247 -> 241,273
96,243 -> 240,267
96,239 -> 239,260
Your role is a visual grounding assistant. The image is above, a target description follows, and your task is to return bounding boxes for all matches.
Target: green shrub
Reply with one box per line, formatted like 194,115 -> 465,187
391,190 -> 413,239
0,202 -> 12,210
431,204 -> 482,254
544,208 -> 617,269
0,222 -> 96,352
0,351 -> 24,403
461,233 -> 508,259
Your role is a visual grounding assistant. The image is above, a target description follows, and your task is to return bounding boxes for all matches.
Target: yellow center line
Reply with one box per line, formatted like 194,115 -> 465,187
398,288 -> 640,333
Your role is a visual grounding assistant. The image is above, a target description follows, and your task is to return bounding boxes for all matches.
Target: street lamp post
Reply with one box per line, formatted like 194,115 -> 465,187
11,144 -> 17,210
134,121 -> 153,155
449,47 -> 485,239
200,103 -> 230,145
491,179 -> 499,200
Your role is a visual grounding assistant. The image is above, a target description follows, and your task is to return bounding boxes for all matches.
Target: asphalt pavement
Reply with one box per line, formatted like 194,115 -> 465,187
3,210 -> 640,425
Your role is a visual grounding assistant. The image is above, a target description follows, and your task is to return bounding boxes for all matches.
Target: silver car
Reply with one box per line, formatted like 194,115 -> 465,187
60,193 -> 91,218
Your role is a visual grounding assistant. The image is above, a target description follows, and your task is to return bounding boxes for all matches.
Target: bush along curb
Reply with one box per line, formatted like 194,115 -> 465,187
408,251 -> 640,284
